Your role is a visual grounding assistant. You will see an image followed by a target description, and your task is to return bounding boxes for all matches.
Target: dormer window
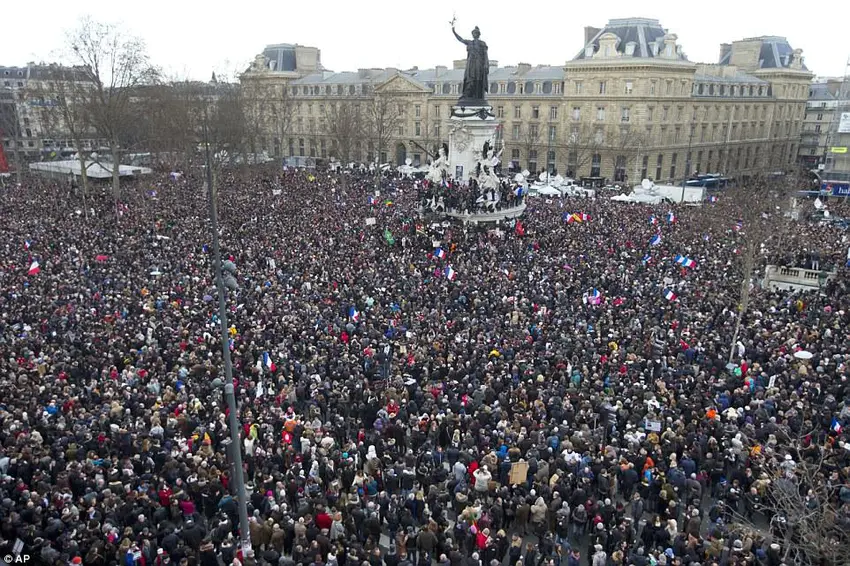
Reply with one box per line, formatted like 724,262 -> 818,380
664,45 -> 673,57
625,42 -> 637,56
585,46 -> 595,58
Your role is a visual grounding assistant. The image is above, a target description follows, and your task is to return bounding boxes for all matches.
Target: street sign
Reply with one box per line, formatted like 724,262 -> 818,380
829,146 -> 848,154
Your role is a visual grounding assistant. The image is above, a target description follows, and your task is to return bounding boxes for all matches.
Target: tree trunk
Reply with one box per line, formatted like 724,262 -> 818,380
728,241 -> 755,363
77,151 -> 89,220
110,139 -> 121,221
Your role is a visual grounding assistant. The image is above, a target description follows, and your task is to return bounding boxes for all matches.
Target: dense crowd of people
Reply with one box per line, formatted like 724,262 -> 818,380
0,166 -> 849,566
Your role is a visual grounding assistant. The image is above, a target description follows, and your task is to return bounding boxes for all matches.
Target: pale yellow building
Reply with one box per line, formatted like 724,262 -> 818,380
241,18 -> 813,183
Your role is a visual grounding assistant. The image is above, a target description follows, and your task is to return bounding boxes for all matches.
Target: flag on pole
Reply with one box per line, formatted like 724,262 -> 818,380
649,215 -> 658,225
24,240 -> 31,250
444,265 -> 457,280
649,234 -> 662,247
683,257 -> 697,268
383,229 -> 395,246
27,260 -> 40,276
262,352 -> 276,372
368,196 -> 376,206
708,195 -> 719,203
663,288 -> 677,302
674,255 -> 687,265
642,253 -> 652,264
666,211 -> 676,223
434,247 -> 446,259
832,417 -> 843,434
348,306 -> 361,322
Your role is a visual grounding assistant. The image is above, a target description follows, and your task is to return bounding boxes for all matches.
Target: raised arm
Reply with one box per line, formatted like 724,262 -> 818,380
452,27 -> 470,45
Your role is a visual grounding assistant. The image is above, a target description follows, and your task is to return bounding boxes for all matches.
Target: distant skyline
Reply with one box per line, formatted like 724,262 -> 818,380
4,0 -> 848,81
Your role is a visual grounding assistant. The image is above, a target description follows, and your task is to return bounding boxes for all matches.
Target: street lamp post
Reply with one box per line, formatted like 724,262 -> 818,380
202,110 -> 252,556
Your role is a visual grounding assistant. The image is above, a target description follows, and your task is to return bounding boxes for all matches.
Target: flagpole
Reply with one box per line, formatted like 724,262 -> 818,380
203,105 -> 252,556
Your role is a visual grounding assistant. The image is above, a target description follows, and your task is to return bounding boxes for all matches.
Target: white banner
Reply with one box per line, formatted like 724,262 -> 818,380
365,217 -> 376,226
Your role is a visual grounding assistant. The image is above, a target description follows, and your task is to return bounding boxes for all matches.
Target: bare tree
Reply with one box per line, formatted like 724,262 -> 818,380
564,123 -> 609,178
0,89 -> 23,184
31,65 -> 100,215
363,92 -> 405,189
720,172 -> 799,362
323,99 -> 363,165
521,123 -> 542,173
729,426 -> 850,565
65,16 -> 159,205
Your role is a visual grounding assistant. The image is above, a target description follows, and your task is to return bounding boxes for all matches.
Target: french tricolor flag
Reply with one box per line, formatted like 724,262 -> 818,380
434,247 -> 446,259
663,288 -> 677,302
444,265 -> 457,280
649,215 -> 658,225
832,417 -> 842,434
368,196 -> 376,206
708,195 -> 718,203
674,255 -> 687,265
24,240 -> 31,250
683,258 -> 697,269
262,352 -> 276,372
586,288 -> 602,305
27,260 -> 40,276
642,254 -> 652,264
348,306 -> 361,322
666,212 -> 676,223
649,234 -> 662,247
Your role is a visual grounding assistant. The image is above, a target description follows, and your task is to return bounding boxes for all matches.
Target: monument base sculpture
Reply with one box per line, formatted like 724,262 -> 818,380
448,105 -> 498,183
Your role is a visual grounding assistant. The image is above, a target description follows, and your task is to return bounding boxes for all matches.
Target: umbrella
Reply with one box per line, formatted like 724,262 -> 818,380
203,295 -> 214,302
794,351 -> 813,360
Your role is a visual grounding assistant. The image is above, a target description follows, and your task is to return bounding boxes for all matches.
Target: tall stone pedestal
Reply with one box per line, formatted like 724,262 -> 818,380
448,106 -> 498,183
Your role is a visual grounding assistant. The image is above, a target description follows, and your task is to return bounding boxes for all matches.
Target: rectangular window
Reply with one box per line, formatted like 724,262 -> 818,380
572,107 -> 581,121
549,106 -> 558,120
569,125 -> 579,143
397,124 -> 404,136
621,107 -> 630,123
815,124 -> 822,133
655,154 -> 663,180
511,148 -> 520,161
816,112 -> 823,121
650,81 -> 657,95
512,124 -> 521,140
670,152 -> 677,179
599,81 -> 607,94
548,125 -> 557,142
625,81 -> 633,95
674,126 -> 681,142
553,82 -> 562,94
662,106 -> 669,121
415,105 -> 421,118
434,105 -> 440,117
415,122 -> 421,136
514,106 -> 521,119
575,81 -> 583,94
320,140 -> 327,159
647,107 -> 654,122
532,106 -> 540,119
530,124 -> 539,138
434,123 -> 440,139
497,106 -> 505,118
596,107 -> 605,121
666,80 -> 672,95
641,155 -> 649,180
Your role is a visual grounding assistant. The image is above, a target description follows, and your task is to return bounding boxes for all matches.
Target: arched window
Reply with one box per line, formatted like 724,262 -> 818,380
490,82 -> 498,94
442,83 -> 451,94
542,81 -> 552,94
524,81 -> 534,94
348,84 -> 355,95
507,82 -> 516,94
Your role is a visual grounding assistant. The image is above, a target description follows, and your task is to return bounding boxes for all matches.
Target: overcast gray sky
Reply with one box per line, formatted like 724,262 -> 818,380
4,0 -> 848,80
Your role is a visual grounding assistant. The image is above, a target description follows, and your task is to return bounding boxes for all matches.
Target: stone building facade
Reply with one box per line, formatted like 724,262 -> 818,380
241,18 -> 813,183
